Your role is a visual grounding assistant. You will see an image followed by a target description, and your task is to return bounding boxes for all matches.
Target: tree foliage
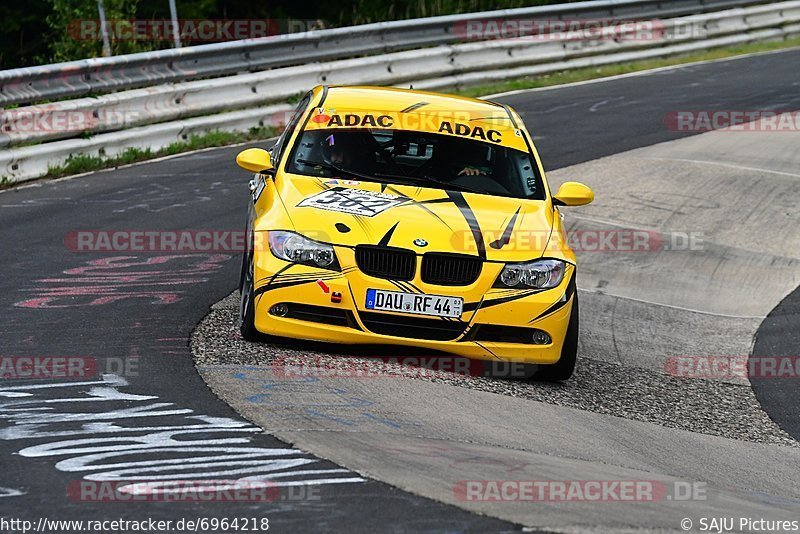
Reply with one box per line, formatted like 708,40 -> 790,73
44,0 -> 149,63
2,0 -> 579,69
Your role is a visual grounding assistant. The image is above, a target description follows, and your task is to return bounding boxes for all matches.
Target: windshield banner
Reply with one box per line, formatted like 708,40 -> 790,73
303,108 -> 529,152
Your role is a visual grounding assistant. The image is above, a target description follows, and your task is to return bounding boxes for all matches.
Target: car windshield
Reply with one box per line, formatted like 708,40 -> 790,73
286,128 -> 544,200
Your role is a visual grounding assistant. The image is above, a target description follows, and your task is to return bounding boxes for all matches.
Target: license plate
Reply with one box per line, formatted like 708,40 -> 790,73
365,289 -> 463,319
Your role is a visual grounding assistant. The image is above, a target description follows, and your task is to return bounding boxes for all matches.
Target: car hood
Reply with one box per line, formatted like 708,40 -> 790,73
269,173 -> 555,262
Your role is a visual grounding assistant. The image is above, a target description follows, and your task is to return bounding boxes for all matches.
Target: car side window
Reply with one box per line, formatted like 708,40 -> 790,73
271,93 -> 312,167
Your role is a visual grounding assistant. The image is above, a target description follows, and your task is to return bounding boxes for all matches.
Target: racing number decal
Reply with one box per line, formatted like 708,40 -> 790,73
298,187 -> 408,217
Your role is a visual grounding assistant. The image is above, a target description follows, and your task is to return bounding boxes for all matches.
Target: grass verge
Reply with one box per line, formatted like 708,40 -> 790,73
0,127 -> 277,189
453,36 -> 800,98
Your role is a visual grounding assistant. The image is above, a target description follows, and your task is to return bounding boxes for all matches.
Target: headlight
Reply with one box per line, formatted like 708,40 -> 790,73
268,231 -> 339,270
495,259 -> 565,289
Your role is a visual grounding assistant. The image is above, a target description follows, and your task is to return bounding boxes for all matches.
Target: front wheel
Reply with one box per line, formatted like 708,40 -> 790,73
239,248 -> 261,342
532,294 -> 579,381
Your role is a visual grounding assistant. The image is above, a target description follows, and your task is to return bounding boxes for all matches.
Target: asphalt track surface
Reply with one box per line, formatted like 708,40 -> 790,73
1,47 -> 799,530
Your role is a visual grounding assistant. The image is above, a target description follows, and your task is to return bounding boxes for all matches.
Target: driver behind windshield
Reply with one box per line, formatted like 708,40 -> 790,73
321,132 -> 375,174
322,132 -> 488,181
414,137 -> 492,179
288,127 -> 541,199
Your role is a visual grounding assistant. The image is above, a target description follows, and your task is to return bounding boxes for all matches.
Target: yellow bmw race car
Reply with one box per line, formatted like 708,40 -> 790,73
235,85 -> 593,380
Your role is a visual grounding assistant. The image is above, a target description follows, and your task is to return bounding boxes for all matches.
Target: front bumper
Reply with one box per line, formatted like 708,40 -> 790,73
252,245 -> 575,365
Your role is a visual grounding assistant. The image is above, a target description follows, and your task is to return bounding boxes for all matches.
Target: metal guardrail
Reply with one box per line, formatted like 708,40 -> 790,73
0,0 -> 769,106
3,2 -> 798,149
1,1 -> 798,184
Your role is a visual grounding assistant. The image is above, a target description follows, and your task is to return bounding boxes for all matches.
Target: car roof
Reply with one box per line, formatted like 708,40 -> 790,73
318,85 -> 508,116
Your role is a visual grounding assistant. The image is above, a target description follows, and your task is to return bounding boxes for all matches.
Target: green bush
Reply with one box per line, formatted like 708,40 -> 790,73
44,0 -> 158,62
4,0 -> 581,68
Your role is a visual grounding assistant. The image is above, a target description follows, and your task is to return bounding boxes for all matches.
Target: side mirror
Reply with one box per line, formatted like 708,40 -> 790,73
236,148 -> 273,173
553,181 -> 594,207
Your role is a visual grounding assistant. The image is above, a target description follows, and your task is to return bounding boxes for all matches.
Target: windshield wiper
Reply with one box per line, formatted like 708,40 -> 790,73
296,158 -> 377,183
373,172 -> 486,196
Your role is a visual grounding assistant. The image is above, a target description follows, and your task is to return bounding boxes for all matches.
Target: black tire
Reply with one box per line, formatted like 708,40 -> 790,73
239,248 -> 261,342
532,294 -> 579,382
